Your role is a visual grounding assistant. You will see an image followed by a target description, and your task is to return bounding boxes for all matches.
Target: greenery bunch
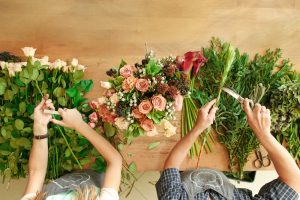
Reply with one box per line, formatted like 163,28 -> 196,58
0,49 -> 105,182
192,37 -> 298,179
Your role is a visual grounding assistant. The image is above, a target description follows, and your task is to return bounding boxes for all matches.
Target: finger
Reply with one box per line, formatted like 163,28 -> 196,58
35,97 -> 47,110
202,99 -> 217,112
243,98 -> 252,115
208,106 -> 218,120
253,103 -> 261,114
50,118 -> 66,127
265,109 -> 271,117
261,106 -> 266,113
58,108 -> 65,116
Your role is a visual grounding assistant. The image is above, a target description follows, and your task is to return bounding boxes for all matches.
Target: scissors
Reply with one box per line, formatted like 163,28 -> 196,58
253,150 -> 271,168
222,87 -> 254,108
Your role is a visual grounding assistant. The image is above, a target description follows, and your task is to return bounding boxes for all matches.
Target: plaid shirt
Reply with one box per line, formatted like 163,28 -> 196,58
156,168 -> 299,200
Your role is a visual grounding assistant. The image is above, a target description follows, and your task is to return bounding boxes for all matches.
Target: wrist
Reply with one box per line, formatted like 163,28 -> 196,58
191,125 -> 205,136
74,121 -> 87,132
33,124 -> 47,135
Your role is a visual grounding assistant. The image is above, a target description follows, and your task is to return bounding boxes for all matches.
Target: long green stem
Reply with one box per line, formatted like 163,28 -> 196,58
57,126 -> 82,169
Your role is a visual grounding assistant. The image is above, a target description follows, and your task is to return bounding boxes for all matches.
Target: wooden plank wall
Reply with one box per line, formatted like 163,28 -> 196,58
0,0 -> 299,171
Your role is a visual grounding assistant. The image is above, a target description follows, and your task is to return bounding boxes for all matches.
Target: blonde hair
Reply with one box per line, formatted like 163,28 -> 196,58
32,185 -> 99,200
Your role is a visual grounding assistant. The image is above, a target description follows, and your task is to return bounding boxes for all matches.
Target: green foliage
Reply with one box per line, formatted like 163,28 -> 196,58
146,110 -> 165,124
193,37 -> 298,179
0,56 -> 104,181
146,59 -> 161,76
148,141 -> 160,150
124,123 -> 144,144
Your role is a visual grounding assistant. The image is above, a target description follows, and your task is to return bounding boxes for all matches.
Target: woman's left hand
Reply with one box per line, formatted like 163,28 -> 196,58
33,94 -> 54,135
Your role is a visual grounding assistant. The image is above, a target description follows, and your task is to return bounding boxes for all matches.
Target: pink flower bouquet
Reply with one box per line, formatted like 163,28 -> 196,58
90,51 -> 190,143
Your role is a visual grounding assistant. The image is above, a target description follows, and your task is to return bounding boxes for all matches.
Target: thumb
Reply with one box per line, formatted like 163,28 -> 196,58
50,118 -> 66,127
208,106 -> 218,120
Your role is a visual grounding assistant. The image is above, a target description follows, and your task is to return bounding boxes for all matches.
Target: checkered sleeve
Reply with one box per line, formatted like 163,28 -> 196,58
254,179 -> 299,200
155,168 -> 184,200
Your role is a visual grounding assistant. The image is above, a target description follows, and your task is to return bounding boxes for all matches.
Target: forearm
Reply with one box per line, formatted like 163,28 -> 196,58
29,125 -> 48,174
259,134 -> 300,192
24,125 -> 48,194
164,126 -> 204,169
75,122 -> 122,166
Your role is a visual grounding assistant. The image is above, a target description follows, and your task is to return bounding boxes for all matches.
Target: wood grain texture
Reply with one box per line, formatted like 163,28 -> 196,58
0,0 -> 299,171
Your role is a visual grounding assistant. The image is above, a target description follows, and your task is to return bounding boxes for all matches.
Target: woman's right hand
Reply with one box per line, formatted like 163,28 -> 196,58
243,98 -> 272,141
50,108 -> 84,130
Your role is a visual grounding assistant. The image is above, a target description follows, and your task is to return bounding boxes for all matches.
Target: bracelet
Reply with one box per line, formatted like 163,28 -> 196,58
34,134 -> 48,140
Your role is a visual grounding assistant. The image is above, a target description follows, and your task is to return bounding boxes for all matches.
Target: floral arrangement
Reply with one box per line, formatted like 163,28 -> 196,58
87,51 -> 191,143
0,48 -> 104,181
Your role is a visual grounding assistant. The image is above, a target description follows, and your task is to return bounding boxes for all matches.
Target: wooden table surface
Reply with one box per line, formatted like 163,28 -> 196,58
0,0 -> 299,171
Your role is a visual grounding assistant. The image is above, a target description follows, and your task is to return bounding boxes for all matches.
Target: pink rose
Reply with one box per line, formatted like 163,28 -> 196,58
152,94 -> 167,111
89,100 -> 99,110
135,79 -> 149,92
88,122 -> 96,128
138,100 -> 153,114
89,112 -> 98,123
120,64 -> 135,78
132,108 -> 144,119
140,118 -> 155,131
122,76 -> 137,93
98,105 -> 116,123
173,94 -> 183,111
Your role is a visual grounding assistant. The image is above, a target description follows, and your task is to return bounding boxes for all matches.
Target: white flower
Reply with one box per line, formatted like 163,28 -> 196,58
40,56 -> 49,66
109,93 -> 119,104
7,63 -> 16,76
0,61 -> 7,69
76,64 -> 86,71
22,47 -> 36,57
62,65 -> 71,72
145,126 -> 159,137
51,59 -> 66,70
114,117 -> 130,130
97,97 -> 108,105
14,63 -> 23,72
100,81 -> 112,89
71,58 -> 78,66
161,119 -> 176,137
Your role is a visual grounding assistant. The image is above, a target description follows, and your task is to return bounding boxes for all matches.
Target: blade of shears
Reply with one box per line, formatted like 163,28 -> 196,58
222,87 -> 244,103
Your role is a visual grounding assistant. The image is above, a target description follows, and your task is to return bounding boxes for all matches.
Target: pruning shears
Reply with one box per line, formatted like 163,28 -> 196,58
222,87 -> 254,108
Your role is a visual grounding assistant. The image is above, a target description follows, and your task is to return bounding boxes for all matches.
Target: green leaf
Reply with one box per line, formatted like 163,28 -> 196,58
16,137 -> 31,149
146,59 -> 161,76
53,87 -> 65,97
117,143 -> 124,151
58,97 -> 67,106
15,119 -> 24,130
148,141 -> 160,150
20,69 -> 30,84
61,79 -> 66,88
65,149 -> 71,157
4,90 -> 14,101
73,70 -> 84,80
119,59 -> 127,68
0,78 -> 7,95
78,80 -> 93,93
37,71 -> 44,81
128,162 -> 137,173
19,102 -> 27,114
104,123 -> 116,137
31,68 -> 39,80
66,87 -> 79,98
1,127 -> 11,139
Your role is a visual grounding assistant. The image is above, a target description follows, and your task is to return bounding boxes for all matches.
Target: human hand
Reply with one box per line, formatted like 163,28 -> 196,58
243,98 -> 272,141
33,94 -> 54,135
50,108 -> 84,130
194,99 -> 218,133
